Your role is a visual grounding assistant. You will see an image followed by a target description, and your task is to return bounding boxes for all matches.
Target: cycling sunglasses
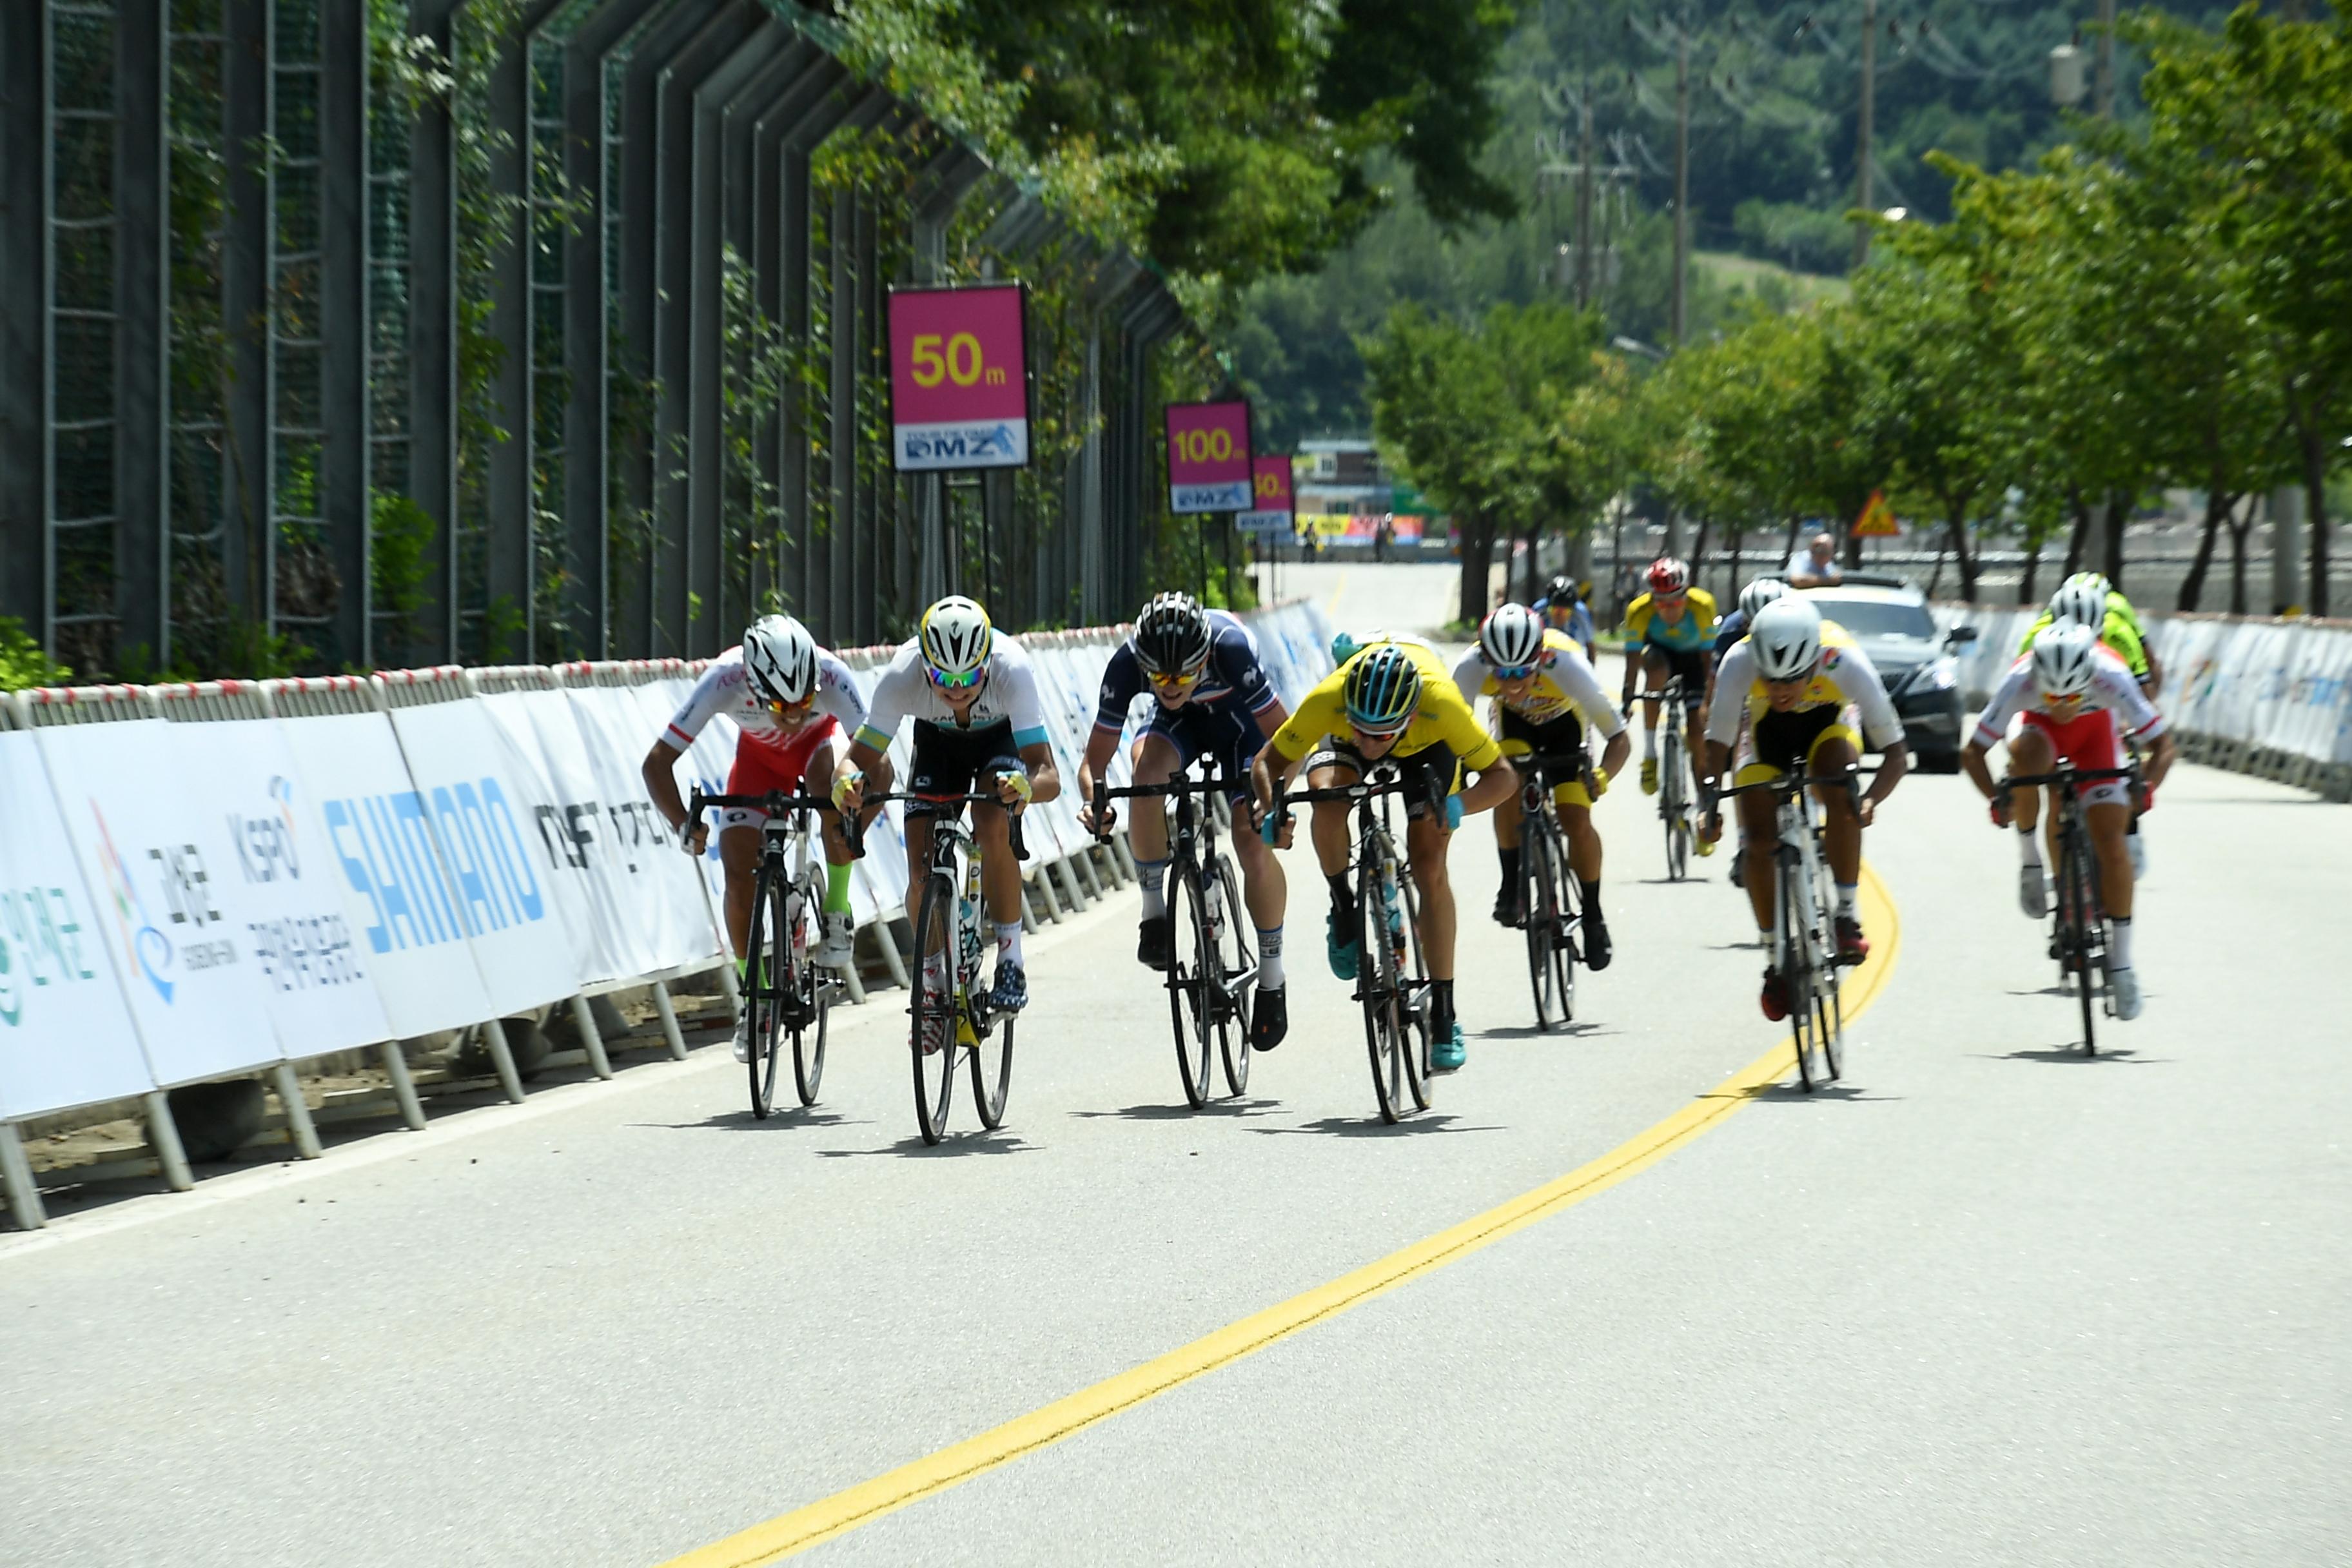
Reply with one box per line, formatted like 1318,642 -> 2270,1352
925,664 -> 985,691
1489,660 -> 1538,681
1145,663 -> 1207,689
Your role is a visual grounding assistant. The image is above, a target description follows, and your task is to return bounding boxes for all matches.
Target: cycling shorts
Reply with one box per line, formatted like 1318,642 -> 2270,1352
2021,708 -> 2130,808
906,718 -> 1023,818
1311,739 -> 1460,823
720,716 -> 840,831
1641,645 -> 1707,707
1734,706 -> 1857,789
1496,706 -> 1594,808
1137,701 -> 1264,802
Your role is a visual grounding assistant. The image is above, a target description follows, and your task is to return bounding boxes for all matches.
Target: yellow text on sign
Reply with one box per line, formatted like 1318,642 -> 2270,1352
1254,471 -> 1284,500
1173,427 -> 1237,465
909,333 -> 1007,389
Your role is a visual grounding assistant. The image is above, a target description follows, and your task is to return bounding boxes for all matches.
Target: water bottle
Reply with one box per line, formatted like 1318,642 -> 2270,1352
787,890 -> 808,972
1204,874 -> 1226,948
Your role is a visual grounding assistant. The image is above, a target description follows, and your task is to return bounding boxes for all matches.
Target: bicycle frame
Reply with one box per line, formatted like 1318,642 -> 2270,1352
2000,763 -> 2135,1054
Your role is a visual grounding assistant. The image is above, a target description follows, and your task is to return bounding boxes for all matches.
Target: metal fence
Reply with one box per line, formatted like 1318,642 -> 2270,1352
1,0 -> 1203,681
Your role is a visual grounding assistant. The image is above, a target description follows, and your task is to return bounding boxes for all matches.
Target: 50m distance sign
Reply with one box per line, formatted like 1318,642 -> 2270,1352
888,284 -> 1029,472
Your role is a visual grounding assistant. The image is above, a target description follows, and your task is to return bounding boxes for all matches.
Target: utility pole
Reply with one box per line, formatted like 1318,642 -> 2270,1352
1575,91 -> 1596,309
1853,0 -> 1877,268
2093,0 -> 2117,115
1671,21 -> 1689,344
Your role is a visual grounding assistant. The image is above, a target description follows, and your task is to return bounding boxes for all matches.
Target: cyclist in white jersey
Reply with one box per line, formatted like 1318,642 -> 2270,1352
832,596 -> 1062,1019
642,616 -> 867,1063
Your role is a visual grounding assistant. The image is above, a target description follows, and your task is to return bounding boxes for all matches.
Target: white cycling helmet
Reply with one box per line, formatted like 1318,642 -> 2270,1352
741,614 -> 819,705
1478,603 -> 1547,670
918,595 -> 992,681
2032,620 -> 2101,699
2062,570 -> 2113,600
1738,576 -> 1788,620
1749,597 -> 1824,682
2048,579 -> 2108,632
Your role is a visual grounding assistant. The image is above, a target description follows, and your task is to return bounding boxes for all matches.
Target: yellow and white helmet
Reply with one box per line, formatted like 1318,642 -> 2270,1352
919,596 -> 993,685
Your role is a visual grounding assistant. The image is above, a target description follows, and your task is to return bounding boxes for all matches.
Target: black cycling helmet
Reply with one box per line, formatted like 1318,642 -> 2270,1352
1133,591 -> 1213,676
1544,574 -> 1577,606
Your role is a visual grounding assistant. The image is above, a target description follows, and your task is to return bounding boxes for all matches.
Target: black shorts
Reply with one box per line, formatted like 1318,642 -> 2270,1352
1642,644 -> 1707,705
1749,705 -> 1854,776
1139,700 -> 1264,801
1498,705 -> 1586,768
1311,740 -> 1458,822
906,718 -> 1023,817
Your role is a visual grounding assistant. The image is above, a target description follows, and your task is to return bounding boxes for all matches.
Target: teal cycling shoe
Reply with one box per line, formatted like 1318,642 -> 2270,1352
1325,908 -> 1360,981
1429,1020 -> 1467,1073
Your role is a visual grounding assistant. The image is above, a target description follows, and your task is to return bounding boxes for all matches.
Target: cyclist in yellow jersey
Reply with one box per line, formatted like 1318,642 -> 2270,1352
1618,556 -> 1719,832
1251,636 -> 1519,1071
1451,604 -> 1631,964
1700,598 -> 1909,1020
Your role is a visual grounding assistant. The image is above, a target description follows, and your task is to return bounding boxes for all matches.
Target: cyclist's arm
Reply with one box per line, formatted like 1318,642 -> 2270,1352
1961,736 -> 2004,813
1968,663 -> 2032,752
1250,734 -> 1305,823
2140,642 -> 2164,696
1703,643 -> 1753,751
1447,646 -> 1490,712
640,738 -> 700,847
1456,754 -> 1520,816
1827,647 -> 1908,807
2141,728 -> 2177,792
1253,695 -> 1291,740
1003,739 -> 1059,807
1618,598 -> 1652,701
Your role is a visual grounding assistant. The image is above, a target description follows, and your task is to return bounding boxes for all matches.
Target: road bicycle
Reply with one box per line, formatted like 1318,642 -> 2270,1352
1273,767 -> 1431,1123
865,790 -> 1027,1144
1091,763 -> 1257,1108
2001,763 -> 2136,1055
1509,749 -> 1592,1029
1631,675 -> 1698,881
689,788 -> 836,1117
1712,767 -> 1858,1092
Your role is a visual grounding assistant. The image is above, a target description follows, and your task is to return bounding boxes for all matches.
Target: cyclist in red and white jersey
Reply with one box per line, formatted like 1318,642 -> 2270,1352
1961,622 -> 2177,1020
642,616 -> 867,1061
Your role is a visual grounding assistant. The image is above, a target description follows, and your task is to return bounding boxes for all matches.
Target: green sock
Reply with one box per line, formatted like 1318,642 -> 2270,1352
734,954 -> 749,985
825,861 -> 853,915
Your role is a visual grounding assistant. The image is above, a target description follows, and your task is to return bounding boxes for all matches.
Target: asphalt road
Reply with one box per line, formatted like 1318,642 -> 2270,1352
6,564 -> 2345,1567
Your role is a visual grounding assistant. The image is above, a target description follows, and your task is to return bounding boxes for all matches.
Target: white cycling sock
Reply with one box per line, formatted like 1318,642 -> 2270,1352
1642,728 -> 1659,759
995,921 -> 1024,967
1137,857 -> 1169,919
1836,883 -> 1857,919
1257,926 -> 1285,990
922,950 -> 948,993
2016,828 -> 2044,867
2109,916 -> 2133,968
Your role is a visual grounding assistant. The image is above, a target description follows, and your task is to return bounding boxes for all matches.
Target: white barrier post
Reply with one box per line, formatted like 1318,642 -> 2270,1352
269,1063 -> 324,1159
477,1020 -> 528,1104
649,981 -> 690,1060
377,1041 -> 428,1130
567,995 -> 616,1079
142,1092 -> 194,1191
1,1124 -> 46,1230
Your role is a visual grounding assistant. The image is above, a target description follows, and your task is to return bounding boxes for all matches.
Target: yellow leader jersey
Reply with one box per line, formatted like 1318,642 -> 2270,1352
1271,639 -> 1504,770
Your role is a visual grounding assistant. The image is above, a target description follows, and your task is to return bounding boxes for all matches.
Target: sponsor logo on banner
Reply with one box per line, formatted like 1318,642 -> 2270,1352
0,887 -> 100,1028
86,802 -> 220,1003
531,798 -> 677,874
1173,480 -> 1254,511
223,776 -> 365,994
321,778 -> 547,956
894,419 -> 1030,471
1235,508 -> 1295,535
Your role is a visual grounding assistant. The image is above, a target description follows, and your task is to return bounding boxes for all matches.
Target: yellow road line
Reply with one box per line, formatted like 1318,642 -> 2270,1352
1324,569 -> 1348,620
662,864 -> 1903,1567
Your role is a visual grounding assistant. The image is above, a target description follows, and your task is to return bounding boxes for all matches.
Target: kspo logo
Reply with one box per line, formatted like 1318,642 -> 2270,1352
230,775 -> 303,884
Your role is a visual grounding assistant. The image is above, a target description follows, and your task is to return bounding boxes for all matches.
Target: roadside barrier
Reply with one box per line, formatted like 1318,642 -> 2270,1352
1936,604 -> 2352,801
0,602 -> 1334,1229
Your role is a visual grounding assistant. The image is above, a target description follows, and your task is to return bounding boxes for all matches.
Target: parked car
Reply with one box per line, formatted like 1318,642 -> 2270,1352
1785,575 -> 1978,772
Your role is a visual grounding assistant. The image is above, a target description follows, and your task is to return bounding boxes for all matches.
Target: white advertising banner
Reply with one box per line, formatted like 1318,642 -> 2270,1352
38,720 -> 291,1085
562,685 -> 723,973
0,733 -> 155,1119
275,709 -> 500,1038
386,700 -> 580,1015
476,690 -> 634,986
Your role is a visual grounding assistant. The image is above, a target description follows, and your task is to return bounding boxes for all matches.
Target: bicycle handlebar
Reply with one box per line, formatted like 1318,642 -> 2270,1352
1088,773 -> 1231,843
688,789 -> 835,819
2001,767 -> 2138,791
855,790 -> 1030,863
1706,766 -> 1868,803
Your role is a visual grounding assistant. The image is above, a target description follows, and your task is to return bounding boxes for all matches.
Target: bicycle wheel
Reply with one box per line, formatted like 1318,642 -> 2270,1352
1549,841 -> 1580,1025
1781,847 -> 1827,1092
1395,860 -> 1432,1112
2060,821 -> 2099,1055
1211,854 -> 1254,1097
970,1008 -> 1014,1129
1522,824 -> 1561,1026
743,863 -> 788,1119
785,877 -> 828,1106
910,872 -> 959,1143
1358,852 -> 1409,1123
1661,736 -> 1690,882
1166,861 -> 1217,1109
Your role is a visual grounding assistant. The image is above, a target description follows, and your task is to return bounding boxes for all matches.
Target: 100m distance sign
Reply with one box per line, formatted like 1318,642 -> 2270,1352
1165,400 -> 1253,512
888,284 -> 1029,471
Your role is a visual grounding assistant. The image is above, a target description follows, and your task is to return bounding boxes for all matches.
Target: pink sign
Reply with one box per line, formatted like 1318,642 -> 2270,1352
887,284 -> 1029,471
1164,400 -> 1253,512
1235,456 -> 1295,536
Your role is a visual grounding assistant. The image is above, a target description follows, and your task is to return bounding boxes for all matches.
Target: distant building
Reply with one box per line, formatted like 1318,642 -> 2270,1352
1295,438 -> 1435,549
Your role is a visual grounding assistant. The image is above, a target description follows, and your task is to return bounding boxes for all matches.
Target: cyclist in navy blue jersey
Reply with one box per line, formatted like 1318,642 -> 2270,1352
1076,593 -> 1294,1050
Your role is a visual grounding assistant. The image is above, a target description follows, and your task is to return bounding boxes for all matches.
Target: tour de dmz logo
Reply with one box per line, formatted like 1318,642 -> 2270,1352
901,422 -> 1021,463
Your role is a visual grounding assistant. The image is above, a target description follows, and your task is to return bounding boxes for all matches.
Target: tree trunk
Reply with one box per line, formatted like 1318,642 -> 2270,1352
1948,506 -> 1979,603
1522,526 -> 1540,605
2020,524 -> 2045,604
2101,487 -> 2128,590
2177,486 -> 2231,612
1689,518 -> 1712,583
1729,525 -> 1745,602
2227,502 -> 2254,616
2062,488 -> 2093,577
1458,513 -> 1497,624
2302,424 -> 2331,618
1782,513 -> 1803,569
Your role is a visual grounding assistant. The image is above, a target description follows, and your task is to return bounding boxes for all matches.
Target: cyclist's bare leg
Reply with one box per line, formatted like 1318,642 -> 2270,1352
1559,799 -> 1602,883
2088,799 -> 2134,919
1405,812 -> 1456,981
971,800 -> 1023,925
1492,774 -> 1524,850
1125,733 -> 1182,865
2003,727 -> 2064,863
1736,788 -> 1779,931
1640,647 -> 1671,740
1230,804 -> 1287,930
1306,761 -> 1357,883
720,826 -> 761,957
1809,734 -> 1864,885
1683,701 -> 1709,799
799,741 -> 856,867
902,814 -> 937,928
